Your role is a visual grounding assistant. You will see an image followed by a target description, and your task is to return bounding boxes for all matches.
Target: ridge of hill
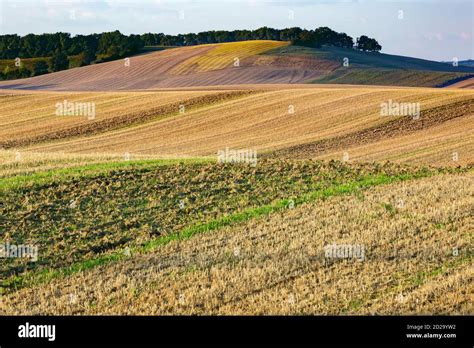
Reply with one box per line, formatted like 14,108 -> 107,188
0,41 -> 473,91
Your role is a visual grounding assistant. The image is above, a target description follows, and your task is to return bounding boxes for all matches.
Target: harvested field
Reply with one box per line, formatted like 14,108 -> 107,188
3,160 -> 433,290
311,116 -> 474,167
0,90 -> 256,149
0,41 -> 334,91
9,86 -> 472,167
0,40 -> 473,319
1,41 -> 471,91
0,45 -> 213,91
1,171 -> 471,315
268,99 -> 474,162
170,41 -> 290,74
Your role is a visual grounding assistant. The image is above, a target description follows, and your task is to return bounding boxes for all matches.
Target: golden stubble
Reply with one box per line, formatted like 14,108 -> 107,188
10,87 -> 472,168
1,173 -> 472,315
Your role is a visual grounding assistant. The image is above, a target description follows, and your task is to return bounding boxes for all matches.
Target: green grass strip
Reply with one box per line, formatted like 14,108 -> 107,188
1,170 -> 435,293
0,157 -> 211,193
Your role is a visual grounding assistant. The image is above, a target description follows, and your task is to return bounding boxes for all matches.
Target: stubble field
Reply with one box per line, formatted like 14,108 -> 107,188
1,76 -> 473,315
1,170 -> 472,315
2,85 -> 473,167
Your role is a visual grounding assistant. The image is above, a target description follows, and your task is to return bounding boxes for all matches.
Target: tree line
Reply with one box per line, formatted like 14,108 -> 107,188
0,31 -> 143,60
140,27 -> 381,51
0,27 -> 381,80
0,30 -> 144,80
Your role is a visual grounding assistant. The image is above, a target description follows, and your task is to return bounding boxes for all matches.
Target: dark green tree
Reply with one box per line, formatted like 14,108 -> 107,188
33,60 -> 49,76
50,50 -> 69,71
356,35 -> 382,52
81,49 -> 96,65
294,30 -> 322,48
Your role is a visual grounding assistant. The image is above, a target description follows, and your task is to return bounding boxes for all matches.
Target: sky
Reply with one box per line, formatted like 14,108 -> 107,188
0,0 -> 472,61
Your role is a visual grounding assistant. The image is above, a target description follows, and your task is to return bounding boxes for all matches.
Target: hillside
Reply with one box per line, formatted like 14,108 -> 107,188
0,41 -> 327,90
1,85 -> 473,167
1,72 -> 473,317
0,41 -> 473,90
270,46 -> 474,87
447,76 -> 474,89
269,45 -> 473,72
442,59 -> 474,68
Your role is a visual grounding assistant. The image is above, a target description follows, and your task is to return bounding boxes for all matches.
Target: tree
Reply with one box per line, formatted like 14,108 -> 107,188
294,30 -> 322,48
314,27 -> 338,46
33,60 -> 50,76
196,31 -> 211,44
106,45 -> 120,59
356,35 -> 382,52
80,49 -> 96,66
234,30 -> 251,42
334,33 -> 354,49
280,27 -> 303,41
18,62 -> 32,78
50,51 -> 69,71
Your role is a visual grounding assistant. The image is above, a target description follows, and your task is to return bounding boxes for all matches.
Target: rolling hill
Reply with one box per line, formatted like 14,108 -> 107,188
1,85 -> 473,167
1,41 -> 473,317
0,40 -> 473,90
